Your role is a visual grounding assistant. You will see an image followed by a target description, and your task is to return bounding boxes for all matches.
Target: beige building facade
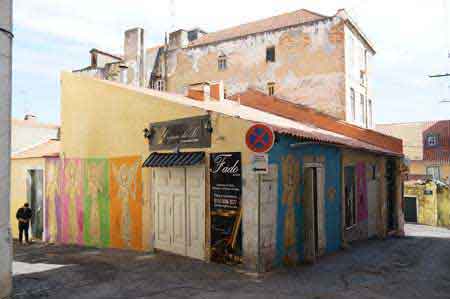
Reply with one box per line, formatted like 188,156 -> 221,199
74,9 -> 375,128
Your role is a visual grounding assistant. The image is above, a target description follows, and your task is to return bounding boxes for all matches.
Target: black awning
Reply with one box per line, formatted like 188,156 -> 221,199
142,152 -> 205,168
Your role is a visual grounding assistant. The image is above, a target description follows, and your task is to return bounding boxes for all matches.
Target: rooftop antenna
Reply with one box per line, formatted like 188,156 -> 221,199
169,0 -> 176,32
429,0 -> 450,103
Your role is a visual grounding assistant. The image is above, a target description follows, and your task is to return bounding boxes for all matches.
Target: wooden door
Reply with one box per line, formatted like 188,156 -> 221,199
154,168 -> 173,252
186,166 -> 205,260
170,168 -> 187,255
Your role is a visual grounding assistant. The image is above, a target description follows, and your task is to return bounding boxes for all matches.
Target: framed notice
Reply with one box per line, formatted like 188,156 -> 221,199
210,152 -> 242,211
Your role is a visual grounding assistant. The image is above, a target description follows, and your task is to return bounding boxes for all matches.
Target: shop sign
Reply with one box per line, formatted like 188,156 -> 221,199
251,153 -> 269,174
148,115 -> 211,150
245,123 -> 275,153
210,152 -> 242,211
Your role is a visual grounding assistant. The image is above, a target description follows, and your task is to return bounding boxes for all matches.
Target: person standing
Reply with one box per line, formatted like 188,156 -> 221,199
16,203 -> 32,244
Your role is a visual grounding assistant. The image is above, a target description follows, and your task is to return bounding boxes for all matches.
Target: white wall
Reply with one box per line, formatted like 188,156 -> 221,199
344,24 -> 374,129
0,0 -> 13,297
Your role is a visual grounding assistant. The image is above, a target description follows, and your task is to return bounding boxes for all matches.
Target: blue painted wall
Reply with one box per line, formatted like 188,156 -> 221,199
269,134 -> 342,266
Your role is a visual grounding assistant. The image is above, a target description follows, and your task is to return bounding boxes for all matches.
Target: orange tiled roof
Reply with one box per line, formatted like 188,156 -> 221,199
189,9 -> 329,47
230,89 -> 403,155
12,139 -> 60,159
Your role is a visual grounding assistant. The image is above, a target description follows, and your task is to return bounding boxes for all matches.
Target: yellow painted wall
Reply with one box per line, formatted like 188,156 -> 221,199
60,72 -> 255,252
404,182 -> 437,226
437,186 -> 450,227
10,158 -> 45,238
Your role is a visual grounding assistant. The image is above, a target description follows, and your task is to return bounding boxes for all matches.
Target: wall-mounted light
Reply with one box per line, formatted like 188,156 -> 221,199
143,127 -> 154,141
204,119 -> 213,133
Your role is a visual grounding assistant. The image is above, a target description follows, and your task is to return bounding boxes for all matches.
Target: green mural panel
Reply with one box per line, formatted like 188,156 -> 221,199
83,159 -> 110,247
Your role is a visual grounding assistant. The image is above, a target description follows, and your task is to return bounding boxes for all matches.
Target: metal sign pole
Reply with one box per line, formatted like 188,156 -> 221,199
257,173 -> 262,273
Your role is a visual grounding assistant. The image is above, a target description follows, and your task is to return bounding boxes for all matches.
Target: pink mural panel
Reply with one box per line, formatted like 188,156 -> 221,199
356,162 -> 368,222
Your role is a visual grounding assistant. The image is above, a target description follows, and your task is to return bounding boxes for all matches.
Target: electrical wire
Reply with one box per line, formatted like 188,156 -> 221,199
0,27 -> 14,39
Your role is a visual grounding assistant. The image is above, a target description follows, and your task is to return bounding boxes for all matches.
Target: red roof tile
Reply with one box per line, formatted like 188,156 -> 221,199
189,9 -> 329,47
230,89 -> 403,155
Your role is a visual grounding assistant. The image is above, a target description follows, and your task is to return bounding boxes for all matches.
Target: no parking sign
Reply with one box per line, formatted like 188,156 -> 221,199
245,123 -> 275,153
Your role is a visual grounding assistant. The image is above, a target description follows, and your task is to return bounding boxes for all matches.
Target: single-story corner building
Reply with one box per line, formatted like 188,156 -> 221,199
42,72 -> 404,271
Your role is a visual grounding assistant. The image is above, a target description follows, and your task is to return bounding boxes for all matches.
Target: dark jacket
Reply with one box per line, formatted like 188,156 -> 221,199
16,207 -> 32,223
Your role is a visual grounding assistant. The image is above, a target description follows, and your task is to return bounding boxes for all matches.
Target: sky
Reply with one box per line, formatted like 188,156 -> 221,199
12,0 -> 450,125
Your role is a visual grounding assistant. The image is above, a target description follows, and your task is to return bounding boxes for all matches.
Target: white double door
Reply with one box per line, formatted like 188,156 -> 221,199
154,166 -> 205,260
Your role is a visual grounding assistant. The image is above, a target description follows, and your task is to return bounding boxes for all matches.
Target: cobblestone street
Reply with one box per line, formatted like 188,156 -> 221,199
12,224 -> 450,299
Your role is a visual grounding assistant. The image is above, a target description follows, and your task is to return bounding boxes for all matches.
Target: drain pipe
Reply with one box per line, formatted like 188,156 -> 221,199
0,0 -> 13,298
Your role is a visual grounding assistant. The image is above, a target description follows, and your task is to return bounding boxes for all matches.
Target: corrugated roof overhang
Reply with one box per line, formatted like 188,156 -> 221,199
272,125 -> 402,157
142,152 -> 205,168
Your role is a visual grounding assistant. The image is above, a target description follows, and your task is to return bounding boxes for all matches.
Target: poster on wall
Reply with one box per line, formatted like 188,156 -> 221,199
210,152 -> 242,264
210,152 -> 242,211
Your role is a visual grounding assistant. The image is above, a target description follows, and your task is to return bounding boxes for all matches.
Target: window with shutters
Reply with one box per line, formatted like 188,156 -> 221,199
267,82 -> 275,96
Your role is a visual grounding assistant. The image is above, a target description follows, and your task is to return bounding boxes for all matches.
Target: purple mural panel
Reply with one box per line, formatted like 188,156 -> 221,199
356,162 -> 368,222
61,159 -> 84,245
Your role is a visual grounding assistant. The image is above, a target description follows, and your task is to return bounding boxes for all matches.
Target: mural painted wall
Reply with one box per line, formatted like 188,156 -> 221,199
45,156 -> 143,250
342,150 -> 382,243
268,134 -> 341,266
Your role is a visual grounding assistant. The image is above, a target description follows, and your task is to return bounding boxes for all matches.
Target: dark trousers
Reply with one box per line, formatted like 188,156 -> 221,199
19,222 -> 30,243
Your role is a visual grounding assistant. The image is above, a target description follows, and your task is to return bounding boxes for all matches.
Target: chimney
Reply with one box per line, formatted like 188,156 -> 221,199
124,28 -> 145,87
209,81 -> 225,101
169,29 -> 189,50
186,82 -> 212,101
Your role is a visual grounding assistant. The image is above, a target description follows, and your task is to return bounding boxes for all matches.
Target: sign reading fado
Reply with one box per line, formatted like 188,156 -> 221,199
210,152 -> 242,211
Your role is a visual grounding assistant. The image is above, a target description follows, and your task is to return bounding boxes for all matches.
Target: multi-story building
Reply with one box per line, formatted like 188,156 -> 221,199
377,120 -> 450,184
74,8 -> 375,128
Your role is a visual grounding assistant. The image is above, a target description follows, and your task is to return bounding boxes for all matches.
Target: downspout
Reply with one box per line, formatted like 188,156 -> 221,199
0,0 -> 13,297
164,33 -> 168,91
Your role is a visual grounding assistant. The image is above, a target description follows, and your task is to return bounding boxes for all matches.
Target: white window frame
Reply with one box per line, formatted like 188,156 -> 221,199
426,135 -> 438,147
426,165 -> 440,180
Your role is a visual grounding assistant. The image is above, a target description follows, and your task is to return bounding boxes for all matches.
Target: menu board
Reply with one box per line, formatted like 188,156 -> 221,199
210,153 -> 242,211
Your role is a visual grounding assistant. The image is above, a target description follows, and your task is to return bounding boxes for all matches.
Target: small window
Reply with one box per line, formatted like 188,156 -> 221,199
360,70 -> 365,86
267,82 -> 275,96
218,55 -> 227,71
360,94 -> 365,123
368,99 -> 373,128
426,135 -> 438,147
350,88 -> 356,121
426,166 -> 440,180
266,46 -> 275,62
153,79 -> 165,91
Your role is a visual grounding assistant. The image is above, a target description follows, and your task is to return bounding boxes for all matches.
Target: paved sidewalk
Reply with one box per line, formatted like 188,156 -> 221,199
12,224 -> 450,298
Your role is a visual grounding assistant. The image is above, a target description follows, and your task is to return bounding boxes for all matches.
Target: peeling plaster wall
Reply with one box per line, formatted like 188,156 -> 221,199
165,17 -> 347,119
